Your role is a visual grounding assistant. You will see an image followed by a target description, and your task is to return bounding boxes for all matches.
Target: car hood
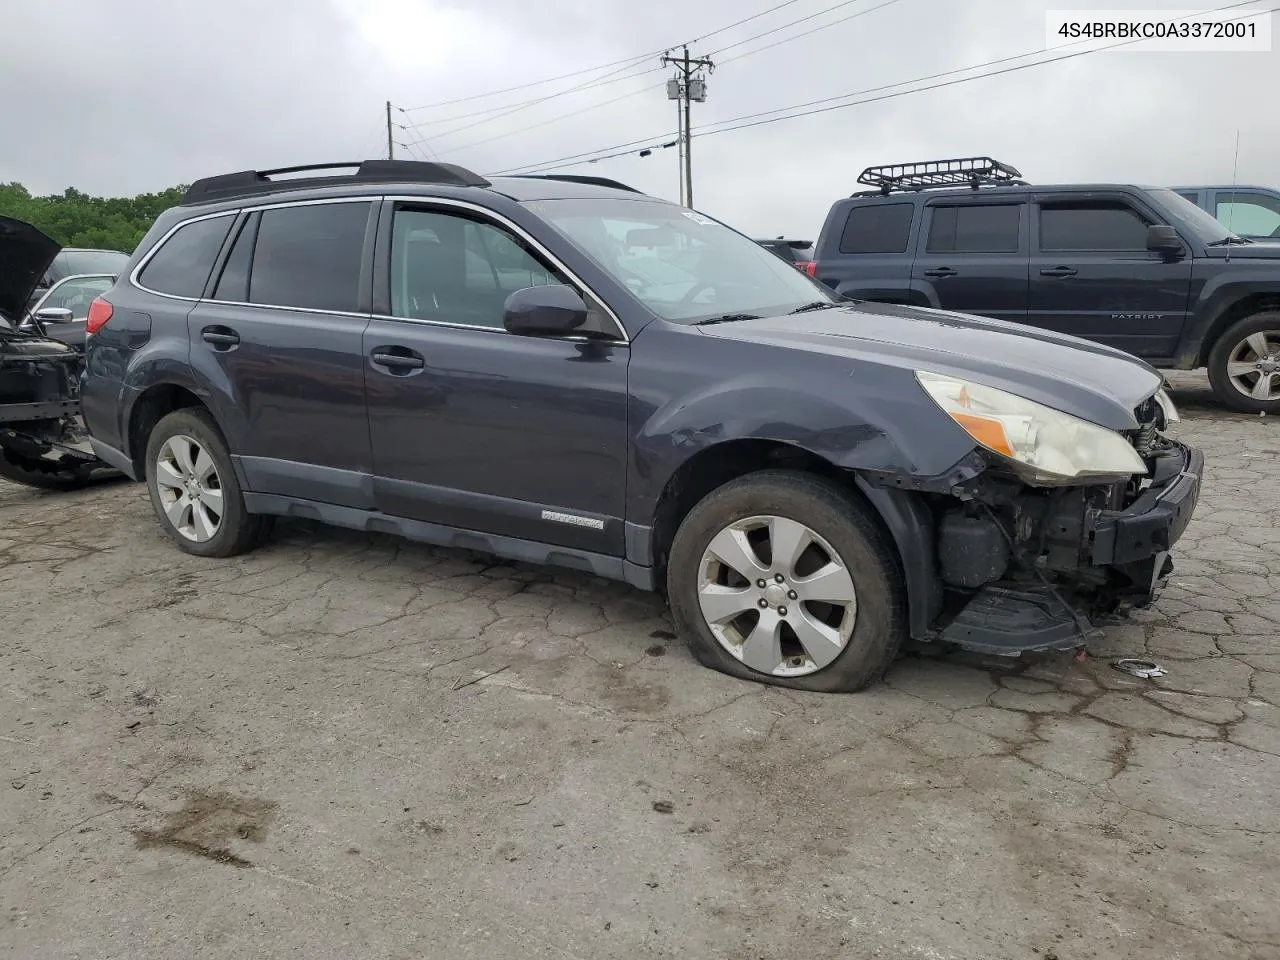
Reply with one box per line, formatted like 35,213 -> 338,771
1202,240 -> 1280,259
0,217 -> 60,322
696,301 -> 1164,430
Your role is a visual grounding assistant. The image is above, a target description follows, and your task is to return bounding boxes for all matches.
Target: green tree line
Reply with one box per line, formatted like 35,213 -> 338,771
0,182 -> 185,254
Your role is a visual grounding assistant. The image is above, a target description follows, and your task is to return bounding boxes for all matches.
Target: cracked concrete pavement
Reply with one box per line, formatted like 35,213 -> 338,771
1,371 -> 1277,959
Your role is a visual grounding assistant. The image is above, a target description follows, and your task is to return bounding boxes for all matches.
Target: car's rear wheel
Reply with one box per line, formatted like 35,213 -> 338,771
666,470 -> 904,693
144,408 -> 270,558
1207,312 -> 1280,414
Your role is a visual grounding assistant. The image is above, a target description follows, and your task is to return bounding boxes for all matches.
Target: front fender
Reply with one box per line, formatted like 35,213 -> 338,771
1182,271 -> 1280,366
628,351 -> 977,523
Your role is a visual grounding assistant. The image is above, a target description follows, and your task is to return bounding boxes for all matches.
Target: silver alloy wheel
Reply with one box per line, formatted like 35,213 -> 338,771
1226,330 -> 1280,402
697,514 -> 857,678
154,434 -> 224,543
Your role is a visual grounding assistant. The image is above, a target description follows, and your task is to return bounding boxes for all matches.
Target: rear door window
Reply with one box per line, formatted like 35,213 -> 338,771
138,215 -> 235,298
839,203 -> 913,254
926,204 -> 1021,253
248,202 -> 372,313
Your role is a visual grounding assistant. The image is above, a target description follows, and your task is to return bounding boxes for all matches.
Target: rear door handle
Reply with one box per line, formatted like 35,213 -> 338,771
923,267 -> 957,278
201,326 -> 240,348
1039,266 -> 1078,278
370,347 -> 426,373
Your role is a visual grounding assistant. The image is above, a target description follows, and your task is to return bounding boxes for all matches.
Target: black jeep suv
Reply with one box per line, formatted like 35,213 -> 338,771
81,160 -> 1201,692
812,157 -> 1280,414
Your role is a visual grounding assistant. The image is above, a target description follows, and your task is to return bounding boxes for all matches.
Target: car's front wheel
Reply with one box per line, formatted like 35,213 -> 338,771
1207,312 -> 1280,414
666,470 -> 904,693
144,408 -> 270,558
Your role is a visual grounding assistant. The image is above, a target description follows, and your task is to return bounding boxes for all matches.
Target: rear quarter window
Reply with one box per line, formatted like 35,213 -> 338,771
839,203 -> 914,254
138,215 -> 235,298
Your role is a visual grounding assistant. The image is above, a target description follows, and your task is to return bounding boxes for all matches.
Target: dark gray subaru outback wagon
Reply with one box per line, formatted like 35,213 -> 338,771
81,160 -> 1202,693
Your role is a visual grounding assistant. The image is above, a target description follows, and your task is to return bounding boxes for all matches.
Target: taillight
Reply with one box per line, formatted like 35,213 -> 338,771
802,261 -> 818,278
85,297 -> 113,335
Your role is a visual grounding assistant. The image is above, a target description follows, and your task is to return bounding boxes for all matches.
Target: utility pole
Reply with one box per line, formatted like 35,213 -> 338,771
661,46 -> 713,207
386,101 -> 394,160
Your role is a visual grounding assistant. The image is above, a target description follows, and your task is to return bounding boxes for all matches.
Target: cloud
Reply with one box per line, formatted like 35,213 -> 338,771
1,0 -> 1274,239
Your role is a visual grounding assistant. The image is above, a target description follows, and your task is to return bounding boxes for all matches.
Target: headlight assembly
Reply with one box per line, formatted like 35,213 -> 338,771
915,371 -> 1148,484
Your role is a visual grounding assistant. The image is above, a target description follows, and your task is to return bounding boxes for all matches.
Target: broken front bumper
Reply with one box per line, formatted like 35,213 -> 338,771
941,441 -> 1204,656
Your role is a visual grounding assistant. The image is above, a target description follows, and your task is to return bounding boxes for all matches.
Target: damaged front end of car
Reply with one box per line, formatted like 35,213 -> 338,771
0,215 -> 113,491
887,374 -> 1201,656
0,327 -> 111,489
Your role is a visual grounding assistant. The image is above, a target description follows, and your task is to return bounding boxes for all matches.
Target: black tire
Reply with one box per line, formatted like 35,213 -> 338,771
1206,311 -> 1280,414
144,407 -> 271,558
666,470 -> 905,693
0,447 -> 105,491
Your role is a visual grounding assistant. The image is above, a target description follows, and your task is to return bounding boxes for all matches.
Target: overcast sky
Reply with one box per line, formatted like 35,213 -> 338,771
1,0 -> 1275,239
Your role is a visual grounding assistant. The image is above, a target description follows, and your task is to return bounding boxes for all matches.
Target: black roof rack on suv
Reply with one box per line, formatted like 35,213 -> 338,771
182,160 -> 491,205
512,174 -> 644,194
853,157 -> 1027,196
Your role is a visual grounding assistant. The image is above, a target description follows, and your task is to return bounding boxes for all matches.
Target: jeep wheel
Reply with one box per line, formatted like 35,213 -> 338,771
144,408 -> 271,558
1207,312 -> 1280,414
666,470 -> 904,693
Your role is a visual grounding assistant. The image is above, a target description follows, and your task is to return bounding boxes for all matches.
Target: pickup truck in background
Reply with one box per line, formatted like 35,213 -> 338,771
811,157 -> 1280,414
1173,184 -> 1280,241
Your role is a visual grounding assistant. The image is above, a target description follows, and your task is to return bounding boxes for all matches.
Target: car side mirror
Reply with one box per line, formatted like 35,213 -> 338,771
1146,224 -> 1183,253
503,284 -> 588,336
34,307 -> 74,323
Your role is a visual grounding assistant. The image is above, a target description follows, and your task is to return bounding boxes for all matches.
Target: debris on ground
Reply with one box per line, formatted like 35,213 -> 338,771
1111,658 -> 1168,679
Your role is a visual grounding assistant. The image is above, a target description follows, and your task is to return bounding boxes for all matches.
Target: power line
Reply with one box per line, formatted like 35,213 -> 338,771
688,0 -> 809,44
716,0 -> 901,66
694,0 -> 1270,136
398,58 -> 656,131
480,0 -> 902,174
491,0 -> 1268,177
400,52 -> 660,112
491,130 -> 673,176
444,80 -> 668,156
708,0 -> 873,56
448,0 -> 893,162
399,59 -> 661,140
397,0 -> 809,113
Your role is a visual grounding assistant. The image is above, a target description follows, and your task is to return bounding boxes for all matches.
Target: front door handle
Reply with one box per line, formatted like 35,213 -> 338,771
923,267 -> 957,278
201,326 -> 240,349
1039,266 -> 1078,278
370,346 -> 426,374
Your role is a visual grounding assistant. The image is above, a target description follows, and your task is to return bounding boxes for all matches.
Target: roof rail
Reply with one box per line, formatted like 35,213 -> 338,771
854,157 -> 1027,196
182,160 -> 491,205
512,174 -> 644,194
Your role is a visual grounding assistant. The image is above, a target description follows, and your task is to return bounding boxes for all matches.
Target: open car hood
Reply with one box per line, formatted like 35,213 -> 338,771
0,217 -> 60,323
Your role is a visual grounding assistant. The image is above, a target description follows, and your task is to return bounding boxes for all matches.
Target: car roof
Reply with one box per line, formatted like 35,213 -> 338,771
1171,184 -> 1275,192
174,161 -> 657,214
844,183 -> 1166,203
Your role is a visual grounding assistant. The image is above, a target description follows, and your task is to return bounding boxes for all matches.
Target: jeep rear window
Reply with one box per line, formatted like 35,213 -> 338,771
838,204 -> 913,254
138,215 -> 234,298
926,204 -> 1020,254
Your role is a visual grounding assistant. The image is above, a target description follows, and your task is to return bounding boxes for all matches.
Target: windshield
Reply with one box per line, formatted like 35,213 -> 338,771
1148,188 -> 1236,244
527,198 -> 835,322
58,249 -> 130,276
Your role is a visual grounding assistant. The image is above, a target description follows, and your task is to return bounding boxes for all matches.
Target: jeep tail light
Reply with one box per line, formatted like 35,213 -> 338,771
802,261 -> 818,278
85,297 -> 113,335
